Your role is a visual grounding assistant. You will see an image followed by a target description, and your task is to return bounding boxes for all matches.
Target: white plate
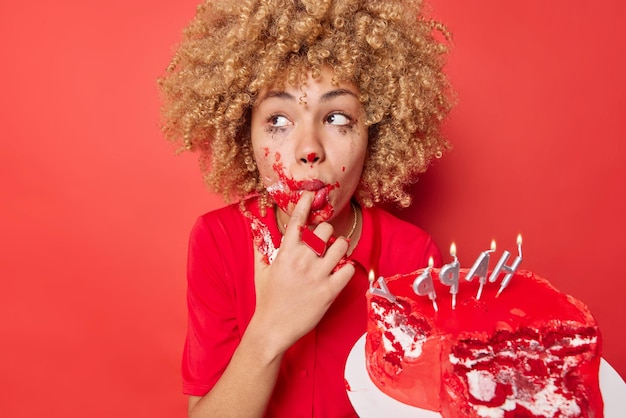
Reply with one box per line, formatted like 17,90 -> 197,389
345,333 -> 626,417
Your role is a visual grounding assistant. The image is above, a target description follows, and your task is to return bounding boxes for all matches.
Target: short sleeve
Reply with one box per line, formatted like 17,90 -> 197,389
181,210 -> 249,395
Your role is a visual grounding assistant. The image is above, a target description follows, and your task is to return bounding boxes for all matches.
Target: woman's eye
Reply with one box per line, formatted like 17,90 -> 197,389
269,115 -> 290,127
326,113 -> 351,126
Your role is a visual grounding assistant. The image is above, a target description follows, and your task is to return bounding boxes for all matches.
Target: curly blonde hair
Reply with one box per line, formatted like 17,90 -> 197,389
159,0 -> 453,208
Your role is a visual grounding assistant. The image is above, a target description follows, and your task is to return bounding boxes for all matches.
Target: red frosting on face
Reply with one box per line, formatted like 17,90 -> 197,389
268,153 -> 339,224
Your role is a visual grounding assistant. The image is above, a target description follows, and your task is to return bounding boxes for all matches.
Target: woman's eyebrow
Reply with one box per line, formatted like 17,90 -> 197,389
320,89 -> 358,102
256,90 -> 296,105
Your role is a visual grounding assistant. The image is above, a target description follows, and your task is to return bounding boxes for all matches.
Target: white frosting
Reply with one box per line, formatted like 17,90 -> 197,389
448,333 -> 598,418
547,335 -> 597,351
372,302 -> 425,359
265,181 -> 287,194
472,374 -> 582,418
467,370 -> 497,402
474,403 -> 506,418
247,213 -> 278,264
449,347 -> 493,368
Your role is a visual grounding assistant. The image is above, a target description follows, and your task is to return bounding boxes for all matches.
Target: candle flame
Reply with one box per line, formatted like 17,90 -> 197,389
428,256 -> 434,268
517,234 -> 523,245
450,242 -> 457,257
490,240 -> 496,251
368,269 -> 375,284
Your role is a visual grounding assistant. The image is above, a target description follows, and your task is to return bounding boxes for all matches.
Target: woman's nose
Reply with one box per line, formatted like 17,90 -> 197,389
302,152 -> 320,164
295,126 -> 325,165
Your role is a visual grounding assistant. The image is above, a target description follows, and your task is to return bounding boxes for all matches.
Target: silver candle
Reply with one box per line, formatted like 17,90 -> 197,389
466,240 -> 496,300
439,243 -> 460,309
369,270 -> 398,304
412,257 -> 438,312
496,234 -> 523,297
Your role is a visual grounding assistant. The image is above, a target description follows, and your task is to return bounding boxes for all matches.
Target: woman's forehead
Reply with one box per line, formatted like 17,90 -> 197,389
255,66 -> 359,101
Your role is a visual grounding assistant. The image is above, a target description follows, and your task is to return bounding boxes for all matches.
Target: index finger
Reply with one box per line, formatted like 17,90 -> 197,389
284,191 -> 313,239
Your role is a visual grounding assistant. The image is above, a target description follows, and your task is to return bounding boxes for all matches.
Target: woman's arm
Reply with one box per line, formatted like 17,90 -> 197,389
187,318 -> 284,418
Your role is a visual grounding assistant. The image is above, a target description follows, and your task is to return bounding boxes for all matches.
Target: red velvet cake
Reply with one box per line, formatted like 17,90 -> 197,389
365,268 -> 603,417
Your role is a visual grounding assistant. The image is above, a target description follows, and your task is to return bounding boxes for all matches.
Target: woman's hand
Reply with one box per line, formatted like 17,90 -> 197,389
251,191 -> 356,357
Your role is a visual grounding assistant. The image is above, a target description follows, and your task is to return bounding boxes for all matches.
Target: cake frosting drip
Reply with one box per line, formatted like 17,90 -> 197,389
365,269 -> 603,418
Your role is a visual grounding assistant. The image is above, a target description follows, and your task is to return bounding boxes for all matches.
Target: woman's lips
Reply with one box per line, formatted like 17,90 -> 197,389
300,179 -> 325,191
267,177 -> 332,213
300,179 -> 329,211
310,187 -> 329,211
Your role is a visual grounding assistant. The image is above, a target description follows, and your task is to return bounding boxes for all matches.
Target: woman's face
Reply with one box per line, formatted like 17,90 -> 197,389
251,67 -> 368,226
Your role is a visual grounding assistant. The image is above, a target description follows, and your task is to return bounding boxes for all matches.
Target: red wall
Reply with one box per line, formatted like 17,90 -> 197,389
1,1 -> 623,416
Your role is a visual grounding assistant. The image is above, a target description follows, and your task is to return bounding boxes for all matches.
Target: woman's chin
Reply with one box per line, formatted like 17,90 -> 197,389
307,205 -> 334,225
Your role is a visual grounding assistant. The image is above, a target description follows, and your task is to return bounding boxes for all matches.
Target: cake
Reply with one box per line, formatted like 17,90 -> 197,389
365,268 -> 603,418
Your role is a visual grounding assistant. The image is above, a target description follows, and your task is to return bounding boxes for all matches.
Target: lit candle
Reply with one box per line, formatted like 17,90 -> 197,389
488,250 -> 510,284
369,270 -> 398,304
439,243 -> 460,309
496,234 -> 523,297
466,240 -> 496,300
412,257 -> 438,312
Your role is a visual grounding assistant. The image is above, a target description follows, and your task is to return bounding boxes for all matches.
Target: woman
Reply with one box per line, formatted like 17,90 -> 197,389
158,0 -> 453,416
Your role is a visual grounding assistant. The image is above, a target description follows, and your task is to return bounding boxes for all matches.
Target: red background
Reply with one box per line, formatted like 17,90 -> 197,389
1,1 -> 624,416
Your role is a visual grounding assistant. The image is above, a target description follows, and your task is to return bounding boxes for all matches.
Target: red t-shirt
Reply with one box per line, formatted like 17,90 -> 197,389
183,197 -> 441,417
